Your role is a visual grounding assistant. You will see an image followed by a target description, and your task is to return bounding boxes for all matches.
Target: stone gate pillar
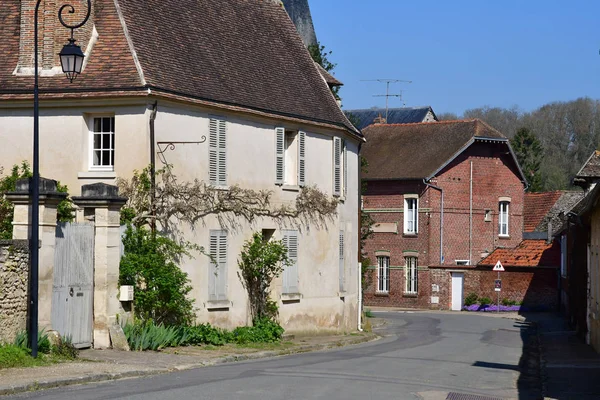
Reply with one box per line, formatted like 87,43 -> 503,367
72,183 -> 127,349
5,178 -> 67,330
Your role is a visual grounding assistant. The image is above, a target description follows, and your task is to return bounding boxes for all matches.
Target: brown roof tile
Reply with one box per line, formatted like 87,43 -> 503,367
576,150 -> 600,178
524,191 -> 563,232
479,239 -> 560,267
361,119 -> 508,180
0,0 -> 359,137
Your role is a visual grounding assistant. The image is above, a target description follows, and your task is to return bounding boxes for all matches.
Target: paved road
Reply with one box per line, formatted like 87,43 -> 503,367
5,312 -> 539,400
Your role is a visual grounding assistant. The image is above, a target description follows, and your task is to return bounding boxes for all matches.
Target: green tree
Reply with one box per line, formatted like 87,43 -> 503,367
0,162 -> 74,239
510,127 -> 543,192
119,225 -> 196,326
237,232 -> 289,322
308,42 -> 340,100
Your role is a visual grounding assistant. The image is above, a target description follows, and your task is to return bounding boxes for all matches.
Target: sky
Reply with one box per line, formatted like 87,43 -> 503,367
309,0 -> 600,116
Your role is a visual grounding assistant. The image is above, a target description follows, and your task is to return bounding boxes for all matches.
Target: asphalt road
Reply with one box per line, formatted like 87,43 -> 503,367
5,312 -> 539,400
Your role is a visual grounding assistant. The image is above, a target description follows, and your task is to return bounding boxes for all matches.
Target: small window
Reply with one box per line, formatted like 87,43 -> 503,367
499,201 -> 509,237
405,256 -> 418,294
377,256 -> 390,293
404,196 -> 418,234
90,116 -> 115,171
456,260 -> 470,266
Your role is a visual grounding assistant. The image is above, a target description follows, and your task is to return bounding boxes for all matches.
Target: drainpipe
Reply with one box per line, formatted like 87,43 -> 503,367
358,141 -> 363,331
424,179 -> 444,264
358,261 -> 363,331
469,161 -> 473,264
149,101 -> 158,232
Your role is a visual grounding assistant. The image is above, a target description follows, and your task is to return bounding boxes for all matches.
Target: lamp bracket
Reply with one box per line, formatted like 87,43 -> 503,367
156,138 -> 207,165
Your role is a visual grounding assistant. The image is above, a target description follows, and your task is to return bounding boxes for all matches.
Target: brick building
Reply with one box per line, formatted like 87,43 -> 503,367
361,119 -> 528,310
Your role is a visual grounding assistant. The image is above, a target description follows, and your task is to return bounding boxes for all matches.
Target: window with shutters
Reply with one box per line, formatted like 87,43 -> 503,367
377,256 -> 389,293
89,116 -> 115,171
405,256 -> 418,294
499,201 -> 509,237
282,230 -> 299,294
209,118 -> 227,187
339,231 -> 345,292
333,137 -> 347,197
208,230 -> 228,301
275,128 -> 306,187
404,195 -> 418,235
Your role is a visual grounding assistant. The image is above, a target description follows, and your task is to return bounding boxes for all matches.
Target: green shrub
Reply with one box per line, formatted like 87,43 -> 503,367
122,320 -> 185,351
364,308 -> 374,318
51,336 -> 79,360
182,323 -> 231,346
14,329 -> 51,354
501,298 -> 518,306
119,225 -> 195,326
232,318 -> 284,344
0,344 -> 38,369
479,297 -> 493,306
464,293 -> 479,306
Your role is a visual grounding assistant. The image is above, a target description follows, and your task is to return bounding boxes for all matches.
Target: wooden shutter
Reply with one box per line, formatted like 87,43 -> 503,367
298,131 -> 306,187
343,140 -> 347,197
339,231 -> 345,292
275,127 -> 285,185
333,137 -> 341,196
217,119 -> 227,186
209,230 -> 228,301
209,119 -> 218,185
283,230 -> 299,294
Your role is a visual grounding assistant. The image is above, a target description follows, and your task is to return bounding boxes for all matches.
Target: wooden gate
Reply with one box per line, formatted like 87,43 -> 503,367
52,222 -> 95,348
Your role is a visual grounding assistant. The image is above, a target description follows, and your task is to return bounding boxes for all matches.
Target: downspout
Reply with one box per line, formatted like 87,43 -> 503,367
358,141 -> 363,332
469,161 -> 473,264
424,179 -> 444,264
149,101 -> 158,232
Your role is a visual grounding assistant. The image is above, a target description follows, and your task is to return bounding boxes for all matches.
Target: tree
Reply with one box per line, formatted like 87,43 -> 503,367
237,232 -> 289,322
436,112 -> 459,121
308,42 -> 340,100
510,128 -> 543,192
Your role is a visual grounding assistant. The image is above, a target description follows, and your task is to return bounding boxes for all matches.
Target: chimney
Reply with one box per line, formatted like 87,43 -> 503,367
15,0 -> 94,75
546,221 -> 552,244
373,113 -> 387,125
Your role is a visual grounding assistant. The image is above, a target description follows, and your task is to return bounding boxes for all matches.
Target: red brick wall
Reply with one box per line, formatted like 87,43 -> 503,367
363,267 -> 432,308
363,141 -> 526,308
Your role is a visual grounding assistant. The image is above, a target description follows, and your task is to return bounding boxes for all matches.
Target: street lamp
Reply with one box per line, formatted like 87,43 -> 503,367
30,0 -> 91,358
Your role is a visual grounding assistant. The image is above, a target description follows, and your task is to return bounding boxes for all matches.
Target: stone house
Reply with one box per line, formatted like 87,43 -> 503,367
361,119 -> 527,310
0,0 -> 363,345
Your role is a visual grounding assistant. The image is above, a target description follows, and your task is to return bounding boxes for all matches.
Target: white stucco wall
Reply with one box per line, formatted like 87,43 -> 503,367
0,98 -> 360,333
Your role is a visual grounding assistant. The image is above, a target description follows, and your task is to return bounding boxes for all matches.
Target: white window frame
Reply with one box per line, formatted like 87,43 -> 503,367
499,201 -> 510,237
377,256 -> 390,293
89,115 -> 115,172
455,260 -> 470,266
404,195 -> 418,235
405,256 -> 418,294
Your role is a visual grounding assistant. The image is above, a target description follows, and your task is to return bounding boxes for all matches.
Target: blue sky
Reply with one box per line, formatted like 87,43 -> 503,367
310,0 -> 600,115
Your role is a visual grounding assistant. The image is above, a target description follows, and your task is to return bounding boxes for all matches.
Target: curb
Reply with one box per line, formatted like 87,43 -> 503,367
0,333 -> 380,396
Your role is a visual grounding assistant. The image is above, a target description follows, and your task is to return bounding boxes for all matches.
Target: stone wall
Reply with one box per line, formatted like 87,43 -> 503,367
0,240 -> 29,344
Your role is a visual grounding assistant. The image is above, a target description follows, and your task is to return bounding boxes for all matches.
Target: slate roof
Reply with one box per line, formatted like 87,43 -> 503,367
315,63 -> 343,86
479,240 -> 561,268
361,119 -> 519,180
0,0 -> 359,137
345,106 -> 437,130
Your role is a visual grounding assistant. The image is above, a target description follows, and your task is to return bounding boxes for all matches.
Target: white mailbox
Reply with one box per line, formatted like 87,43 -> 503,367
119,285 -> 134,302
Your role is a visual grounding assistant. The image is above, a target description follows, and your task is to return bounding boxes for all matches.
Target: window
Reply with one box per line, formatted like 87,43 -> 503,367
282,230 -> 299,294
561,234 -> 567,277
276,128 -> 305,187
405,256 -> 418,294
339,231 -> 345,292
404,196 -> 418,234
499,201 -> 509,237
333,137 -> 347,196
456,260 -> 470,266
377,256 -> 389,293
209,230 -> 228,301
209,117 -> 227,186
90,116 -> 115,171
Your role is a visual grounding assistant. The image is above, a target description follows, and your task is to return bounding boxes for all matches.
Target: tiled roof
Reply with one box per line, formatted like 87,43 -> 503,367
524,192 -> 564,232
345,106 -> 437,130
315,63 -> 343,86
361,119 -> 509,180
0,0 -> 359,137
576,151 -> 600,178
479,240 -> 561,267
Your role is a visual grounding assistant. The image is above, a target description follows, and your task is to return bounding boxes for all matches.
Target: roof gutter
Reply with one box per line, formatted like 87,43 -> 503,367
423,178 -> 444,264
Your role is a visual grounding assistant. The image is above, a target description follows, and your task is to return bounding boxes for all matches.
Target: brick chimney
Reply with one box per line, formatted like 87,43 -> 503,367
15,0 -> 95,75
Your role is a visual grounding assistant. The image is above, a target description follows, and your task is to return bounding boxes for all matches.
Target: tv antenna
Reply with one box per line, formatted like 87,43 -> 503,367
362,79 -> 412,122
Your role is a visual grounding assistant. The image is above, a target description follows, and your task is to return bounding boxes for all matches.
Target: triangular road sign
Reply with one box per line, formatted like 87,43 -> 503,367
493,260 -> 505,272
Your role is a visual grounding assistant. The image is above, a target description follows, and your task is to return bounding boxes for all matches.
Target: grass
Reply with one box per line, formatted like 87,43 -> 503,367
364,308 -> 375,318
0,344 -> 73,370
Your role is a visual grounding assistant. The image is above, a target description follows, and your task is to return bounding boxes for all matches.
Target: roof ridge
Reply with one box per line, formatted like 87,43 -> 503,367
475,119 -> 506,138
368,119 -> 477,128
113,0 -> 146,86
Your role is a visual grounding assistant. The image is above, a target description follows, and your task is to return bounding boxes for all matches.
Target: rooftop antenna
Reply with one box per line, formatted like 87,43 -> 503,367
362,79 -> 412,122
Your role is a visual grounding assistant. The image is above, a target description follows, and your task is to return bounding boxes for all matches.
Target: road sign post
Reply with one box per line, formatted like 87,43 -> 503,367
493,261 -> 504,313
